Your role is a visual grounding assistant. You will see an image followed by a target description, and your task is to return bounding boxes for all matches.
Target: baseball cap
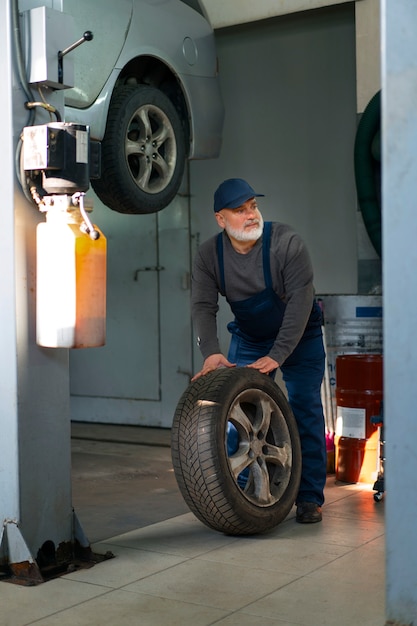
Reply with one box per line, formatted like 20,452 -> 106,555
213,178 -> 265,212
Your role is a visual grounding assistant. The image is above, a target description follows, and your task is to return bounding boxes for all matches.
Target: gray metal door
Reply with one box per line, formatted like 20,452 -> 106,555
69,194 -> 193,427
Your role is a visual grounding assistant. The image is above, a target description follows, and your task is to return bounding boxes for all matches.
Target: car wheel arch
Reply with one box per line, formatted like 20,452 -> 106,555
115,55 -> 191,152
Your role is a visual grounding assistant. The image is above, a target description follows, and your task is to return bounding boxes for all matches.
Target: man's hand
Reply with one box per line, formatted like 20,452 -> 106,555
246,356 -> 279,375
191,353 -> 236,382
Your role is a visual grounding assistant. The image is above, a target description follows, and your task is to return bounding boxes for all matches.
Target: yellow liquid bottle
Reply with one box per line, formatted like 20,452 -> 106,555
36,204 -> 106,348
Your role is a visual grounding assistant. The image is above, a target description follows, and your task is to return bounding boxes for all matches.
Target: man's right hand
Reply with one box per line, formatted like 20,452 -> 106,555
191,353 -> 236,382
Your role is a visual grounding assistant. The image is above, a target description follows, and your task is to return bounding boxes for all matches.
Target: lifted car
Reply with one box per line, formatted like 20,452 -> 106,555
63,0 -> 224,214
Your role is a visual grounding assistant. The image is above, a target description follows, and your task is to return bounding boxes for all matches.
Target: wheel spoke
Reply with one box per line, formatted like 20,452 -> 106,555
256,398 -> 273,432
138,108 -> 152,138
135,158 -> 153,189
228,451 -> 251,478
151,153 -> 170,178
151,123 -> 171,149
251,460 -> 274,505
264,441 -> 292,467
126,137 -> 144,157
229,403 -> 253,437
126,111 -> 147,152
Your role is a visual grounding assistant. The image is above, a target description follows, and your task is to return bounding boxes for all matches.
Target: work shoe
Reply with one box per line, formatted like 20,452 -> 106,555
296,502 -> 322,524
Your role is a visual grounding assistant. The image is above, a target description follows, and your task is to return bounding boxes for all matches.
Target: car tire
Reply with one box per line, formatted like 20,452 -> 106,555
171,368 -> 302,536
92,85 -> 186,214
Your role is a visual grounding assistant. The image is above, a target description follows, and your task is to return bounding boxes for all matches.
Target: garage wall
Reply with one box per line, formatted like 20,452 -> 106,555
71,3 -> 359,426
190,4 -> 358,365
201,0 -> 361,28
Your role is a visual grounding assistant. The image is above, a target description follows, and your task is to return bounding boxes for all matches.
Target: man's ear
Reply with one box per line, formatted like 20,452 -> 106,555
215,211 -> 225,228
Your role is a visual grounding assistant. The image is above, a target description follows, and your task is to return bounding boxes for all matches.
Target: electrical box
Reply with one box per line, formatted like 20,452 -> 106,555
26,6 -> 76,90
22,122 -> 102,193
23,124 -> 65,171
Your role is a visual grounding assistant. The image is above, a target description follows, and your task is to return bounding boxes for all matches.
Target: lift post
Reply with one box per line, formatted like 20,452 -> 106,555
0,0 -> 105,584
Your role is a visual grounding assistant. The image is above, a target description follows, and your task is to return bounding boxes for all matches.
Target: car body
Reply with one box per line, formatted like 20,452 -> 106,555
62,0 -> 224,213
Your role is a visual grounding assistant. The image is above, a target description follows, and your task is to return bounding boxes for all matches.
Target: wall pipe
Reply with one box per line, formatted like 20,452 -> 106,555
354,90 -> 382,258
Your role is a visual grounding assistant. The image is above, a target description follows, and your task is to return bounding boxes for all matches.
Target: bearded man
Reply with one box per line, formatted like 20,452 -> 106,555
190,178 -> 327,524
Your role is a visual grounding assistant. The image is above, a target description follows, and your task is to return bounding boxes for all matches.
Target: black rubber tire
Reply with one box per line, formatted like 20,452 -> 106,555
171,368 -> 302,536
92,85 -> 186,214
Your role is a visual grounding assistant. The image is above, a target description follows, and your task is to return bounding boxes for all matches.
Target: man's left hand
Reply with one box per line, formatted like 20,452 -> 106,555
246,356 -> 279,375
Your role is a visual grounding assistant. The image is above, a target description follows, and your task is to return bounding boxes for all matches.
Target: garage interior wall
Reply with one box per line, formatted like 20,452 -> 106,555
190,4 -> 359,371
71,3 -> 360,427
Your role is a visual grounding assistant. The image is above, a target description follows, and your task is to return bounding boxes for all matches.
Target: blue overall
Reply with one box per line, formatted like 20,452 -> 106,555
218,222 -> 327,505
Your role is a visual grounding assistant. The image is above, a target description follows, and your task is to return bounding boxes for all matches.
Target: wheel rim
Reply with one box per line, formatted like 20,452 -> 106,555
125,103 -> 177,195
226,388 -> 293,507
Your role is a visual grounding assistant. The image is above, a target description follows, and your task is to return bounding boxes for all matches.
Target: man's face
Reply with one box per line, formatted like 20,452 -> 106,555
215,198 -> 264,242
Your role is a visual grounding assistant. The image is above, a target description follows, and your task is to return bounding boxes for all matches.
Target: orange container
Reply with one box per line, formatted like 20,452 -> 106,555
335,354 -> 383,483
36,206 -> 107,348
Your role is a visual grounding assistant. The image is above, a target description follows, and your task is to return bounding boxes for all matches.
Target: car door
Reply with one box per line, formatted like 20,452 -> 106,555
63,0 -> 133,108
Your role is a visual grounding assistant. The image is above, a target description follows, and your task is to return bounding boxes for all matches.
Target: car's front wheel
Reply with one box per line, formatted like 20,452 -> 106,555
171,368 -> 302,536
92,85 -> 186,214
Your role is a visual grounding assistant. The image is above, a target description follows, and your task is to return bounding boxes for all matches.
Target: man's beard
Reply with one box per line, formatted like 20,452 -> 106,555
224,216 -> 264,242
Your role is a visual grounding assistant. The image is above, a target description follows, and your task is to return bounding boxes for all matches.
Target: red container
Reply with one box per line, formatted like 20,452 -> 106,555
335,354 -> 383,483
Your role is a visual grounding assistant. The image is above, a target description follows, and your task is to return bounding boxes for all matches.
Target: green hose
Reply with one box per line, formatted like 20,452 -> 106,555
354,90 -> 382,258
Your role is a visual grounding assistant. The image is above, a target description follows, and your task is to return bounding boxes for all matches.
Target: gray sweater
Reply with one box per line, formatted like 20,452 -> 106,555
191,222 -> 316,365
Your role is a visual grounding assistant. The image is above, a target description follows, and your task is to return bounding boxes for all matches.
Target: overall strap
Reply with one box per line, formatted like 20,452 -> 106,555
262,221 -> 273,289
217,223 -> 273,293
216,232 -> 226,293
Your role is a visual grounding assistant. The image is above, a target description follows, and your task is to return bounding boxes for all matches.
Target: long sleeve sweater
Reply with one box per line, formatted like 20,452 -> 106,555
191,222 -> 316,366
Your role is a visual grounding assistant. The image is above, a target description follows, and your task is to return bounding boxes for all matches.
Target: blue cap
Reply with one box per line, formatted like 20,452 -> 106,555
213,178 -> 264,212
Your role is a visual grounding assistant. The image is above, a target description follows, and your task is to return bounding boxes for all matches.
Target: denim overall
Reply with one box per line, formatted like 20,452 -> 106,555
218,222 -> 327,505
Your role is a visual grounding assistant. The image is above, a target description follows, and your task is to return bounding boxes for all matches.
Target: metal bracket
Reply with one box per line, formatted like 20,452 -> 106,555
0,511 -> 97,585
2,520 -> 43,585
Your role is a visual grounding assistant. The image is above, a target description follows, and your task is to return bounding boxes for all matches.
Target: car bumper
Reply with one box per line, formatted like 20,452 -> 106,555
181,73 -> 224,159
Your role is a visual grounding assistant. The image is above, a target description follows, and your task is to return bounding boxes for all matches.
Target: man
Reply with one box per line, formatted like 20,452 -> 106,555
191,178 -> 327,524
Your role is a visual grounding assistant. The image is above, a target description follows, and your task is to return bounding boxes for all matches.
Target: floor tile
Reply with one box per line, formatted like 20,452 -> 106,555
277,507 -> 384,548
325,488 -> 386,523
96,515 -> 239,558
239,539 -> 385,626
198,531 -> 351,576
28,589 -> 228,626
0,578 -> 110,626
64,544 -> 187,588
72,437 -> 188,543
241,579 -> 385,626
122,558 -> 296,611
214,613 -> 301,626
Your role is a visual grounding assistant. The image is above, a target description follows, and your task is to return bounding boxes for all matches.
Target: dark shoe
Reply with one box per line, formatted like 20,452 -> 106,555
296,502 -> 322,524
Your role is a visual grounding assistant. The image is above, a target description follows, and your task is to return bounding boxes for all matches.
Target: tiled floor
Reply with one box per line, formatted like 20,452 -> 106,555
1,427 -> 386,626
